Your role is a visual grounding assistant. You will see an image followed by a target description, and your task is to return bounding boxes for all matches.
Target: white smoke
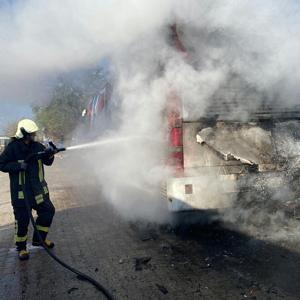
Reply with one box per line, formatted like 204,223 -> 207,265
1,1 -> 300,231
2,1 -> 300,104
0,0 -> 173,100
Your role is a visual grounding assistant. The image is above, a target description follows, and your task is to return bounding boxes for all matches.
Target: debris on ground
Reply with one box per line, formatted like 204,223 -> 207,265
156,283 -> 168,295
67,287 -> 79,294
134,256 -> 152,271
138,229 -> 158,242
160,243 -> 170,250
130,222 -> 159,241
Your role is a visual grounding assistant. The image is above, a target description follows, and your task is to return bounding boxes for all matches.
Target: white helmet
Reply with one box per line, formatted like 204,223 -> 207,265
15,119 -> 39,139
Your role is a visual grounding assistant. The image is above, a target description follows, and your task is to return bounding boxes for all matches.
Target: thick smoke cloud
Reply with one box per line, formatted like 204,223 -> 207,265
1,1 -> 300,235
1,0 -> 300,105
0,0 -> 172,101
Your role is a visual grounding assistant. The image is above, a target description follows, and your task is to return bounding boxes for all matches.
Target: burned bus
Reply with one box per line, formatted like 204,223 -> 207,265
83,24 -> 300,219
164,25 -> 300,219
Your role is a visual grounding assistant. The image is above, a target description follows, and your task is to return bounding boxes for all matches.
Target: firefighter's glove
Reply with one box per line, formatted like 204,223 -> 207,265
44,147 -> 57,157
48,141 -> 58,151
20,162 -> 28,170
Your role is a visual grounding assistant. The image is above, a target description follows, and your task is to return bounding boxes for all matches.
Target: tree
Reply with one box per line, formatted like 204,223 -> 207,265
4,120 -> 19,137
32,65 -> 110,141
33,82 -> 84,141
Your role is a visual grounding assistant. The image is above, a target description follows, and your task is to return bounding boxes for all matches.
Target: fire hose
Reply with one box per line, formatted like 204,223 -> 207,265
20,145 -> 115,300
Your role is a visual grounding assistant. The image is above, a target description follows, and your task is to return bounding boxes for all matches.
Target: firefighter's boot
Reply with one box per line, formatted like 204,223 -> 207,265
18,249 -> 29,261
32,239 -> 55,249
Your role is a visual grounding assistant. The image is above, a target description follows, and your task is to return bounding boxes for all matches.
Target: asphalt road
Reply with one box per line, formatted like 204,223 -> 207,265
0,158 -> 299,299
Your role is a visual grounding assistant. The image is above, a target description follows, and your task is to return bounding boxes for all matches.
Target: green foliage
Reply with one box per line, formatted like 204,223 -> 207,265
33,83 -> 84,141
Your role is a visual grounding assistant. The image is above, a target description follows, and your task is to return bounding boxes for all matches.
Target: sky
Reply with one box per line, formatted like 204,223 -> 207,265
0,102 -> 32,135
0,0 -> 30,134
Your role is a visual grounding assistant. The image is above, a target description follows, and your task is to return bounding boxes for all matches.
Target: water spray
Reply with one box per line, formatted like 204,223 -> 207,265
66,138 -> 132,151
66,136 -> 161,151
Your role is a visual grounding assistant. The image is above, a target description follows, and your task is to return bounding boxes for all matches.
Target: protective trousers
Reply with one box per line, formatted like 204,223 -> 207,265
13,197 -> 55,251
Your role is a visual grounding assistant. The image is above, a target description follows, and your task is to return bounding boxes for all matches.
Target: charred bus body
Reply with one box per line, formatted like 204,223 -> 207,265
165,25 -> 300,219
166,94 -> 300,218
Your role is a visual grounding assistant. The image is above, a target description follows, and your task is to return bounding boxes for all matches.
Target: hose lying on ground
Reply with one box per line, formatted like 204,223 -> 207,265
21,170 -> 115,300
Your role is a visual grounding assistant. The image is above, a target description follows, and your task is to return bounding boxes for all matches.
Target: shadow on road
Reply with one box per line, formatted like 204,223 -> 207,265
161,214 -> 300,298
1,197 -> 300,299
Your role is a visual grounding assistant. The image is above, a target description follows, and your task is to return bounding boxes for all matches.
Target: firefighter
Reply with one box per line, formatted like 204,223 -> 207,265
0,119 -> 56,260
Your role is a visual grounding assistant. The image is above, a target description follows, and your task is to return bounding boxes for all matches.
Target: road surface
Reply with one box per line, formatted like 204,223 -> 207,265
0,157 -> 299,299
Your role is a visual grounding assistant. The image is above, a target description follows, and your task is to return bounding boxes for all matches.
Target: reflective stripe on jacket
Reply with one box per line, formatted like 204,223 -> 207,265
0,139 -> 54,207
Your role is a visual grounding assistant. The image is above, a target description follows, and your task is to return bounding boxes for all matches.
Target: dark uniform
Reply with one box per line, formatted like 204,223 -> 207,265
0,138 -> 55,251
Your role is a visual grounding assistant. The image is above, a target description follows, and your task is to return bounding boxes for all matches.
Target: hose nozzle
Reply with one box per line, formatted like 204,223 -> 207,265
56,147 -> 66,153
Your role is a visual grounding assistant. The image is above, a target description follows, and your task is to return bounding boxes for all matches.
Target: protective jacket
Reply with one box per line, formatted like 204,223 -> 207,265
0,139 -> 54,207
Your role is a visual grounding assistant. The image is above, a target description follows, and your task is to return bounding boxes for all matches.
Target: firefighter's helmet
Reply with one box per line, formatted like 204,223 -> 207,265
15,119 -> 39,139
